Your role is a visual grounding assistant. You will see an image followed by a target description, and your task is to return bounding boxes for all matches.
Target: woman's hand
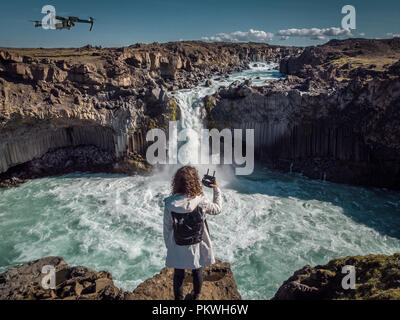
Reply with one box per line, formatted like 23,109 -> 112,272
210,179 -> 218,188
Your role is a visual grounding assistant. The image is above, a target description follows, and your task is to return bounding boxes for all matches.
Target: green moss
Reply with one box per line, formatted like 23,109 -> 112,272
167,99 -> 179,121
325,253 -> 400,300
146,99 -> 180,131
204,96 -> 215,113
275,253 -> 400,300
148,119 -> 158,129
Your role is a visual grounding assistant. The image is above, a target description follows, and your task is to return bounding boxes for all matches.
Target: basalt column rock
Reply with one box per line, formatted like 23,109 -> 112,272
206,46 -> 400,189
0,125 -> 116,174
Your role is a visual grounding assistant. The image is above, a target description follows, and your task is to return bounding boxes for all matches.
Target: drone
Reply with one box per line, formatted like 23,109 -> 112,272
30,16 -> 94,31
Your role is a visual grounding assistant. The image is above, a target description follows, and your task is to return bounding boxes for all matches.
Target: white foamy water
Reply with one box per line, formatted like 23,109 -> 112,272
0,63 -> 399,299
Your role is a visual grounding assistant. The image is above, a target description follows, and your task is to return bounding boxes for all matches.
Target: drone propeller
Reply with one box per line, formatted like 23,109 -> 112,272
29,20 -> 41,27
73,16 -> 95,31
89,17 -> 94,31
29,15 -> 95,30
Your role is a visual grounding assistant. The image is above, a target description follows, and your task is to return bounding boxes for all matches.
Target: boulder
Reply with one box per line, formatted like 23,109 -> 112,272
130,260 -> 242,300
160,56 -> 181,79
273,253 -> 400,300
30,64 -> 49,81
243,78 -> 252,87
0,256 -> 132,300
6,63 -> 32,80
0,50 -> 23,63
0,257 -> 241,300
125,53 -> 145,68
149,52 -> 161,70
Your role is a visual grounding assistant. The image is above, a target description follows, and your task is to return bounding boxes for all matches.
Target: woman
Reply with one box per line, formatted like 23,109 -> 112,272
163,166 -> 222,300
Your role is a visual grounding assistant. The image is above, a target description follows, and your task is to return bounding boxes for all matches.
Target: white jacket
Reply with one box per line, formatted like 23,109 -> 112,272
163,187 -> 222,270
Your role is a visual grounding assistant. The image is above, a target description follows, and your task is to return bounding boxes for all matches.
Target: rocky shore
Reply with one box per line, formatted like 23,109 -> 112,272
273,253 -> 400,300
1,253 -> 399,300
0,257 -> 241,300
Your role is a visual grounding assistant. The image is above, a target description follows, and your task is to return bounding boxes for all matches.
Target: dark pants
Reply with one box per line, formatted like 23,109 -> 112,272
173,267 -> 203,300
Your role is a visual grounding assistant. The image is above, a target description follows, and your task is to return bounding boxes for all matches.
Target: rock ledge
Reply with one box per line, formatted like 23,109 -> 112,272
273,253 -> 400,300
0,257 -> 241,300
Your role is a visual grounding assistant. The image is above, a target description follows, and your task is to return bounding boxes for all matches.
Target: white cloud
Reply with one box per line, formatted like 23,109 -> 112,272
202,27 -> 354,43
387,33 -> 400,38
359,32 -> 366,37
276,27 -> 352,40
202,29 -> 274,42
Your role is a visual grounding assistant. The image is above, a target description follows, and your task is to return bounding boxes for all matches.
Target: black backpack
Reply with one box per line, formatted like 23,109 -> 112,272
171,206 -> 210,246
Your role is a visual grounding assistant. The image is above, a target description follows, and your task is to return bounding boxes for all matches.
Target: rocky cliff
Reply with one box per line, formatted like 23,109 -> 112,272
273,253 -> 400,300
2,253 -> 399,300
2,39 -> 399,188
0,42 -> 297,185
0,256 -> 241,300
131,261 -> 241,300
206,39 -> 400,188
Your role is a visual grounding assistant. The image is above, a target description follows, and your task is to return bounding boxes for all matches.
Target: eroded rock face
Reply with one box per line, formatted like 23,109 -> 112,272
280,38 -> 400,86
0,257 -> 241,300
273,253 -> 400,300
0,145 -> 118,185
206,39 -> 400,189
0,257 -> 129,300
0,42 -> 298,182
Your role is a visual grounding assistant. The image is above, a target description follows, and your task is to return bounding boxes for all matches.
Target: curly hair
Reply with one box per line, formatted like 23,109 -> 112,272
172,166 -> 203,198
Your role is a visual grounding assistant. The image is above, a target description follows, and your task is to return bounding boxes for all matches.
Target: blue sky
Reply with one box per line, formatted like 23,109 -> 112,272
0,0 -> 399,47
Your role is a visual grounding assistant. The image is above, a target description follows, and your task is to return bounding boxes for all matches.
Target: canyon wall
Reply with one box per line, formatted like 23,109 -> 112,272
2,39 -> 399,188
206,39 -> 400,188
0,125 -> 115,174
0,42 -> 298,180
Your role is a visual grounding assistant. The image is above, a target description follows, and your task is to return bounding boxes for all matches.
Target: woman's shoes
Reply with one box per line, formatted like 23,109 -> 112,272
190,292 -> 200,300
175,292 -> 201,300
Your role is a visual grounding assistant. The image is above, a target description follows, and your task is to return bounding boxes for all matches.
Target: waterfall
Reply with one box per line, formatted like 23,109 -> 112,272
167,62 -> 280,180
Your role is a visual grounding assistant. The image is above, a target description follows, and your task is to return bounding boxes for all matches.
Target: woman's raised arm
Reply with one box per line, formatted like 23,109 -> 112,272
200,187 -> 222,215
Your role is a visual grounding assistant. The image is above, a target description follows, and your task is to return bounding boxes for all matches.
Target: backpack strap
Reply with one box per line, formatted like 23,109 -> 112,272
198,205 -> 211,238
204,219 -> 210,237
